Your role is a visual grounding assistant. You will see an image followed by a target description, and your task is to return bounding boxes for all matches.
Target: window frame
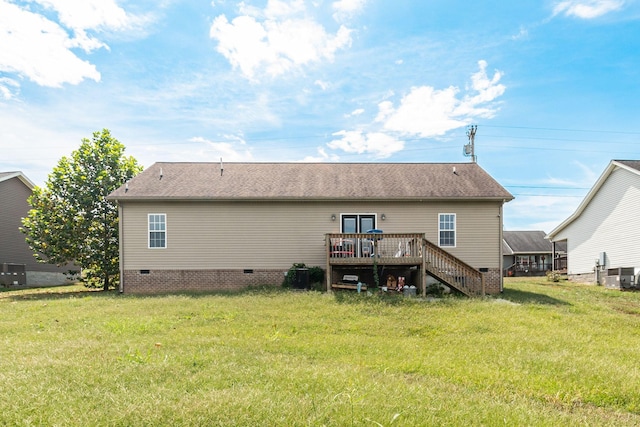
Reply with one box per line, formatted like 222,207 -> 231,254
438,213 -> 456,248
148,213 -> 167,249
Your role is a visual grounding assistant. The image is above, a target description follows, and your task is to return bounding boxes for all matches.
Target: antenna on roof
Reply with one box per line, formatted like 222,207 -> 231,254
220,157 -> 224,176
159,167 -> 163,180
464,125 -> 477,163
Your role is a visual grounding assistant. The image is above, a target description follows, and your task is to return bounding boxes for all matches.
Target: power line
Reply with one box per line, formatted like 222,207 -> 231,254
482,124 -> 640,136
505,185 -> 590,190
509,193 -> 584,198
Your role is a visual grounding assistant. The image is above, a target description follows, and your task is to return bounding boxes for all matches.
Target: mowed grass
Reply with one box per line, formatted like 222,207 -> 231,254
1,278 -> 640,426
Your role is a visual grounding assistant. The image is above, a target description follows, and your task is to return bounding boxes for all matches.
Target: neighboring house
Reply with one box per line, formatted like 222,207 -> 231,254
502,230 -> 566,277
546,160 -> 640,286
0,172 -> 70,286
108,162 -> 513,295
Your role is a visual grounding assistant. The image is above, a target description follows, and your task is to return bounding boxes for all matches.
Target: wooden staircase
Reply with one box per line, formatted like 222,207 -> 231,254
422,238 -> 485,297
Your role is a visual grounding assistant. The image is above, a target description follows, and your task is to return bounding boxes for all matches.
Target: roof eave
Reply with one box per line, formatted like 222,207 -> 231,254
547,160 -> 622,240
108,195 -> 513,203
0,172 -> 35,189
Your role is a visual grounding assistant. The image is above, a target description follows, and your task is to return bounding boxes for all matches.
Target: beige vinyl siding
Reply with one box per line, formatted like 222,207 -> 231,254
119,200 -> 503,271
555,167 -> 640,274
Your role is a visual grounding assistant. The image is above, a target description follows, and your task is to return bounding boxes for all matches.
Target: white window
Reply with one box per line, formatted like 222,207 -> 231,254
439,213 -> 456,247
148,214 -> 166,248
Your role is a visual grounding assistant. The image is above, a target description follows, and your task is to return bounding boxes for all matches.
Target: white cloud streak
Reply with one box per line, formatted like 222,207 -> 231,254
553,0 -> 624,19
332,0 -> 367,21
189,136 -> 254,161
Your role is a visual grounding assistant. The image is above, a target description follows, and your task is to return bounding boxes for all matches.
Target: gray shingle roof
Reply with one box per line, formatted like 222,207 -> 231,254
108,162 -> 514,201
616,160 -> 640,172
503,231 -> 552,254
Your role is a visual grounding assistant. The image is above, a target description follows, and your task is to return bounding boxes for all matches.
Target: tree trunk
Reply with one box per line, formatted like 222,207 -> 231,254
103,274 -> 109,291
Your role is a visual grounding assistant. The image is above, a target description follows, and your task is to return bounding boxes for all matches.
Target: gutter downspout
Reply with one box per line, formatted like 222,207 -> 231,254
499,201 -> 505,293
118,202 -> 124,293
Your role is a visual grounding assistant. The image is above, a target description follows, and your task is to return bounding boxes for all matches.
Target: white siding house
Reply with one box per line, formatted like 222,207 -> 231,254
546,160 -> 640,285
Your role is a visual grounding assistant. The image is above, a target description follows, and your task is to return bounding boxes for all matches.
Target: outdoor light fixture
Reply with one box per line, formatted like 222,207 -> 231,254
331,214 -> 336,221
381,214 -> 386,221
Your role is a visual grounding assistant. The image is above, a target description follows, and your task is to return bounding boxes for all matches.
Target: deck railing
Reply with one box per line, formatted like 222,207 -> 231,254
326,233 -> 424,265
422,239 -> 484,296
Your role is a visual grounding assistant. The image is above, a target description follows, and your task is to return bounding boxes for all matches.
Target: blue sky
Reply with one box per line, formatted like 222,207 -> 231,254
1,0 -> 639,232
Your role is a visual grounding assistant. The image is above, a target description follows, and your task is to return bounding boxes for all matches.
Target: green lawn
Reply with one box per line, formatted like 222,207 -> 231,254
1,278 -> 640,426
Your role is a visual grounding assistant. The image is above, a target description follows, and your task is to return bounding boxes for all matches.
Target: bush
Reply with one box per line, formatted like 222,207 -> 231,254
546,270 -> 562,282
282,263 -> 325,291
425,282 -> 444,297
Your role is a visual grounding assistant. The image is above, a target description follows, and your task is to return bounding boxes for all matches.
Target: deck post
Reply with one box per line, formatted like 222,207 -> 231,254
325,234 -> 331,292
421,236 -> 427,297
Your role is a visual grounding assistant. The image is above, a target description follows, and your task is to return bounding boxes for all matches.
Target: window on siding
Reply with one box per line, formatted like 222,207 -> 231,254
439,213 -> 456,247
148,214 -> 166,249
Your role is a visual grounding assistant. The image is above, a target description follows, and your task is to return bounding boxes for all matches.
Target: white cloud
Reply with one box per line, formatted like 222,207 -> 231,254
382,86 -> 468,137
0,0 -> 144,88
504,195 -> 580,231
0,77 -> 20,100
332,0 -> 367,21
345,108 -> 364,117
511,26 -> 529,40
302,146 -> 340,162
325,60 -> 505,159
503,161 -> 598,231
328,130 -> 404,158
0,1 -> 101,87
378,60 -> 505,137
314,79 -> 330,90
33,0 -> 133,51
189,136 -> 254,161
210,2 -> 353,80
553,0 -> 624,19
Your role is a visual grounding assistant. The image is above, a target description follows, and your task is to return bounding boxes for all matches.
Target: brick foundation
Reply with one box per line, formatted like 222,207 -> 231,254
482,268 -> 502,294
568,272 -> 597,285
122,269 -> 285,294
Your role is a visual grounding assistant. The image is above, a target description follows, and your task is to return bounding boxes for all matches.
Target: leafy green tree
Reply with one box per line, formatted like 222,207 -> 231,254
22,129 -> 142,290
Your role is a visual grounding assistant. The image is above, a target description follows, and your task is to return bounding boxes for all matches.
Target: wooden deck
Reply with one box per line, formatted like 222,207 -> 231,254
325,233 -> 485,297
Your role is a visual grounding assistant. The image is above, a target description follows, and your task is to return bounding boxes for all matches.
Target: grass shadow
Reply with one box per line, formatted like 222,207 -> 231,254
500,288 -> 570,306
0,285 -> 108,302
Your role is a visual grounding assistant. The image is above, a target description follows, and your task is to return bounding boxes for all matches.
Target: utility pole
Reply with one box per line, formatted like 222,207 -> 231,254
464,125 -> 477,163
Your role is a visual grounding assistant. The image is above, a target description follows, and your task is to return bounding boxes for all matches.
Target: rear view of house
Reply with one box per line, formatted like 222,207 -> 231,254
108,162 -> 513,295
547,160 -> 640,287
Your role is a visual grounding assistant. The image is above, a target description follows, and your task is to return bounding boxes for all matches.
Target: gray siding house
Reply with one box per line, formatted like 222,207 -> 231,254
0,172 -> 70,286
502,230 -> 566,277
108,162 -> 513,295
547,160 -> 640,286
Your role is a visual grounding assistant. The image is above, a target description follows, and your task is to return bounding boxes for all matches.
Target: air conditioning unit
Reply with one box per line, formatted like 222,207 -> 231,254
604,267 -> 636,290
